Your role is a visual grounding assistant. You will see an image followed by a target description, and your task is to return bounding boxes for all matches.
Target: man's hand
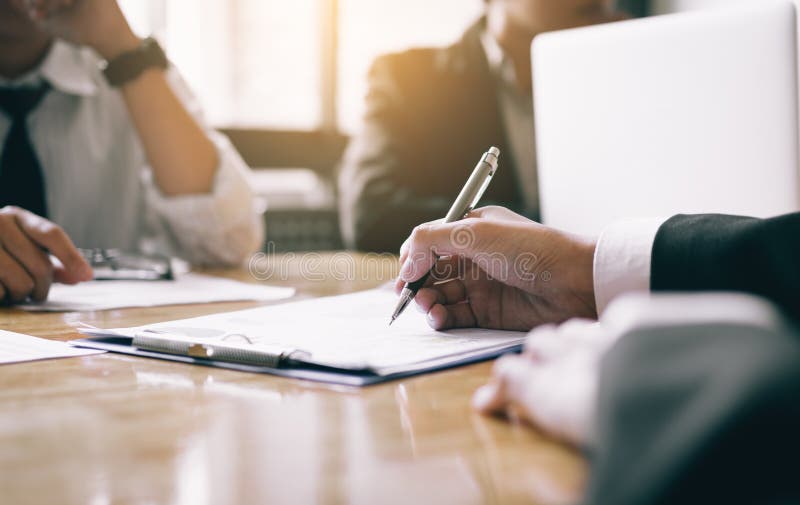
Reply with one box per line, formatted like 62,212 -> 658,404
0,206 -> 93,303
396,206 -> 597,331
19,0 -> 140,59
472,319 -> 617,446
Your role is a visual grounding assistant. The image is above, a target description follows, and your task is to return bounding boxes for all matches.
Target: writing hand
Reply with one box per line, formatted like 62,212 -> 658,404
396,206 -> 596,331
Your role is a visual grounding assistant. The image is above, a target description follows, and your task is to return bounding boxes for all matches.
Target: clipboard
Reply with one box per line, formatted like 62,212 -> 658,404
70,288 -> 528,387
71,333 -> 522,387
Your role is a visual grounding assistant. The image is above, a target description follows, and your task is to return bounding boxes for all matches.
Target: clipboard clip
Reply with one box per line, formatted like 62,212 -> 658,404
132,330 -> 311,368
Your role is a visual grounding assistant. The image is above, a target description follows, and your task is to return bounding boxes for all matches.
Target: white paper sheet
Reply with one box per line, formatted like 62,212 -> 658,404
17,273 -> 296,312
81,288 -> 526,374
0,330 -> 104,365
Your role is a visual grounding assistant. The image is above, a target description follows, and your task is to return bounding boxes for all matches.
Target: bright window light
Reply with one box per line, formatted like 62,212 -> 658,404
120,0 -> 484,131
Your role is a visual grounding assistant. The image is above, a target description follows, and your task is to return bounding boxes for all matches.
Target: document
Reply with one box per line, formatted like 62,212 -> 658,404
17,273 -> 296,312
77,287 -> 526,377
0,330 -> 104,365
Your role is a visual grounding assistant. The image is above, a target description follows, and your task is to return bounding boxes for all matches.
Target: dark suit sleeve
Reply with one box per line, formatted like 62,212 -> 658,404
337,56 -> 450,253
652,213 -> 800,319
584,320 -> 800,505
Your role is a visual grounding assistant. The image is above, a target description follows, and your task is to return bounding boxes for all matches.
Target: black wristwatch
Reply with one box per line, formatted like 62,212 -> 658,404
102,37 -> 168,87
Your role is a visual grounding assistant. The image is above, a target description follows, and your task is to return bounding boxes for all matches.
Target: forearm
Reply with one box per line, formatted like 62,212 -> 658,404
95,29 -> 218,197
119,67 -> 218,196
29,0 -> 218,196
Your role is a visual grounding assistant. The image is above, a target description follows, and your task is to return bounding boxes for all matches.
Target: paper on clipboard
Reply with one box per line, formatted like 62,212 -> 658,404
76,288 -> 526,376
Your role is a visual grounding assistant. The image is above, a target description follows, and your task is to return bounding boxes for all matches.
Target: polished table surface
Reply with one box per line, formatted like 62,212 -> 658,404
0,253 -> 586,505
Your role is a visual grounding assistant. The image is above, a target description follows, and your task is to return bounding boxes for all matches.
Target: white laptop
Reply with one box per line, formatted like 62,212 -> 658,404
531,0 -> 800,236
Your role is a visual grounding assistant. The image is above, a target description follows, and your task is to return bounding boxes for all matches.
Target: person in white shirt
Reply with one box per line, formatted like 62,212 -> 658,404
0,0 -> 263,303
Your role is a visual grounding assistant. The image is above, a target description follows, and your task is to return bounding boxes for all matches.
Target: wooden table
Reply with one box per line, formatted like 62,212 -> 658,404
0,253 -> 586,505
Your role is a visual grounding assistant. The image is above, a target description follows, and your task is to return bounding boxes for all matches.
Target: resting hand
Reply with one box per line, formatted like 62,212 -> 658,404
396,206 -> 596,331
472,319 -> 617,446
17,0 -> 140,59
0,206 -> 93,303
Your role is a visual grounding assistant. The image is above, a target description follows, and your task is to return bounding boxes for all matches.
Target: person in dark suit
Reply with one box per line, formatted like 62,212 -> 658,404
586,299 -> 800,505
395,207 -> 800,503
338,1 -> 627,253
586,213 -> 800,504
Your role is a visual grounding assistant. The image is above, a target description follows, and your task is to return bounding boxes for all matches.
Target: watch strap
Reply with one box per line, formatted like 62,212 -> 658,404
102,37 -> 168,87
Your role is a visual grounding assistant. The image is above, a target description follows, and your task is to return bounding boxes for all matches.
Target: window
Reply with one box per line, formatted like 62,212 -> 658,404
337,0 -> 483,132
121,0 -> 321,129
119,0 -> 483,133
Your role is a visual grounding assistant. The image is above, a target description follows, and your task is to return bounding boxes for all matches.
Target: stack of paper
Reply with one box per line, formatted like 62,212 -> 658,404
17,273 -> 296,312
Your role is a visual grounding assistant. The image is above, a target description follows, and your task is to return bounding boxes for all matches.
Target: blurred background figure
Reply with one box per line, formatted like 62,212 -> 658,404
107,0 -> 651,254
0,0 -> 262,302
0,1 -> 262,265
337,0 -> 628,252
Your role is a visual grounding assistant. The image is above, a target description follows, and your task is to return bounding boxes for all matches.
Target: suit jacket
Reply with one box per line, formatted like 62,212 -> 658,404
585,307 -> 800,505
651,213 -> 800,320
583,213 -> 800,504
338,18 -> 525,253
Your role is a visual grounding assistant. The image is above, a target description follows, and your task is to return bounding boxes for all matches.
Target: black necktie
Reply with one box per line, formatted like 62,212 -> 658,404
0,82 -> 51,217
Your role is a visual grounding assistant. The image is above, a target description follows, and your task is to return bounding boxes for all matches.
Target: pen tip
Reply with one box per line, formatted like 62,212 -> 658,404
389,317 -> 395,326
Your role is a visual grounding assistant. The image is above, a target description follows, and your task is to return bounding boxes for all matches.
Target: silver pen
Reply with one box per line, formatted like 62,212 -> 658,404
390,146 -> 500,325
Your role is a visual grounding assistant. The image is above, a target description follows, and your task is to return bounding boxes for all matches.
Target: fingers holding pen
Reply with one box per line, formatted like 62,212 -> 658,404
398,218 -> 486,282
394,255 -> 464,294
395,205 -> 519,293
393,257 -> 477,330
414,279 -> 468,313
398,216 -> 542,290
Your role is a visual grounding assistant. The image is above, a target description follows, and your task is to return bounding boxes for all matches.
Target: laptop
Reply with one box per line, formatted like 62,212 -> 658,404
531,0 -> 800,235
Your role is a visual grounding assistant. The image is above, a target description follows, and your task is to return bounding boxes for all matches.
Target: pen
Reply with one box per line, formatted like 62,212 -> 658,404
390,146 -> 500,325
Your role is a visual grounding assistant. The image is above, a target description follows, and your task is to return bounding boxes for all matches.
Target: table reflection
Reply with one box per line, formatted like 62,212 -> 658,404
0,347 -> 584,505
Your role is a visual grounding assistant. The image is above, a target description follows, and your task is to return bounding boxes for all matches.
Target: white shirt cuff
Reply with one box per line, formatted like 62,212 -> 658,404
143,132 -> 264,266
593,218 -> 667,315
135,65 -> 263,266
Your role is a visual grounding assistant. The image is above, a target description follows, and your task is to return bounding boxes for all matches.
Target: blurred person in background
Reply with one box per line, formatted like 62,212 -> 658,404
0,0 -> 263,303
338,0 -> 627,252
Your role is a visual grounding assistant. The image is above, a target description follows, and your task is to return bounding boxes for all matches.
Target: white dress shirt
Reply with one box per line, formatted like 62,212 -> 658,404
0,40 -> 263,266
